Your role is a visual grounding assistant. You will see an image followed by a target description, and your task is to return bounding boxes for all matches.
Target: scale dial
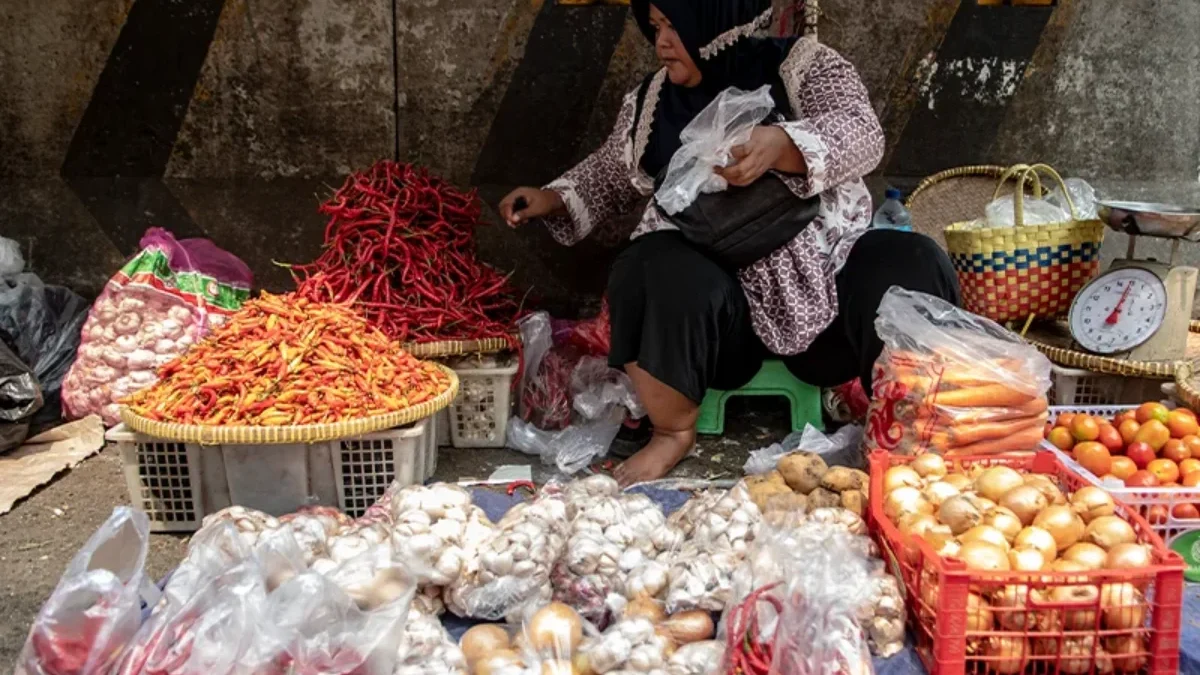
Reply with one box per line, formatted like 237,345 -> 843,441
1068,267 -> 1167,354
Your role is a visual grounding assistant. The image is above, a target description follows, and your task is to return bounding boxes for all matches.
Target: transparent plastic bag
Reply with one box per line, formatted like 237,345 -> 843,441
0,236 -> 24,275
864,287 -> 1052,456
743,423 -> 864,475
655,85 -> 776,215
20,507 -> 151,675
516,311 -> 552,420
1049,177 -> 1098,220
62,227 -> 252,425
985,194 -> 1069,228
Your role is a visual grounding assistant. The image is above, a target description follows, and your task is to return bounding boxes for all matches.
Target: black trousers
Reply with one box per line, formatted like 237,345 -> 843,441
606,229 -> 961,403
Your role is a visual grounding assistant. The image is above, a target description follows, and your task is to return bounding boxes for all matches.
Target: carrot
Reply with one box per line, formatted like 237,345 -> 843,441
918,397 -> 1048,425
942,424 -> 1045,456
943,415 -> 1046,447
923,384 -> 1035,408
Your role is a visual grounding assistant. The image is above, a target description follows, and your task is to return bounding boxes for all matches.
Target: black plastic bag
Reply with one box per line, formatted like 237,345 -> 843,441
0,340 -> 41,453
0,273 -> 88,432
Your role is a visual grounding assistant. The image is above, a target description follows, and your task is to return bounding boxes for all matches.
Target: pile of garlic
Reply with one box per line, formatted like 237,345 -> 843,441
389,484 -> 497,588
575,617 -> 676,674
395,608 -> 468,675
195,506 -> 281,550
666,640 -> 724,675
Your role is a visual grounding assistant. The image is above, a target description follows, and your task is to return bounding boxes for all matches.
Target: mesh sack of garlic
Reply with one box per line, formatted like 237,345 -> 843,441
394,608 -> 468,675
446,491 -> 569,621
551,478 -> 684,626
387,484 -> 497,592
194,506 -> 281,551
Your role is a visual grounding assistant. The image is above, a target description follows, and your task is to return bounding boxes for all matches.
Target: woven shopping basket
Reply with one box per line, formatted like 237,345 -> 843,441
943,163 -> 1105,324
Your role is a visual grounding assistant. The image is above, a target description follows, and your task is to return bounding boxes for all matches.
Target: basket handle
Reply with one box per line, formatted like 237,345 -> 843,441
992,163 -> 1080,227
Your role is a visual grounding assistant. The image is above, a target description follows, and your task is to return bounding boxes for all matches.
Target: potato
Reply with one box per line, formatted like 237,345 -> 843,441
763,491 -> 808,515
841,489 -> 867,517
745,471 -> 787,491
748,481 -> 793,512
821,467 -> 869,493
807,487 -> 841,510
778,452 -> 828,494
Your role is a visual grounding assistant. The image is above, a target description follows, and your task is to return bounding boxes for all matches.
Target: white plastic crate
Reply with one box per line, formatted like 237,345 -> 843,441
106,418 -> 437,532
447,358 -> 519,448
1048,364 -> 1165,406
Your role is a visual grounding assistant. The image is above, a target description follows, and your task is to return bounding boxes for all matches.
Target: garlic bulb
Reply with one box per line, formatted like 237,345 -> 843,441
577,618 -> 674,673
327,521 -> 393,563
324,543 -> 416,611
667,640 -> 724,675
385,483 -> 497,587
195,506 -> 280,550
858,573 -> 906,657
413,585 -> 446,616
394,608 -> 468,675
665,546 -> 742,613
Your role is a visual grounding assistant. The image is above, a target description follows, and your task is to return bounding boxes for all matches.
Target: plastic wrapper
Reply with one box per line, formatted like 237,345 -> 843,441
508,356 -> 643,474
0,273 -> 89,431
655,85 -> 776,215
743,423 -> 864,475
0,339 -> 41,453
19,507 -> 151,675
62,227 -> 252,425
864,288 -> 1051,456
0,235 -> 25,275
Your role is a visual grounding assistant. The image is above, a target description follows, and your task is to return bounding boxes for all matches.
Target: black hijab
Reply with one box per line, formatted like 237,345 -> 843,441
631,0 -> 798,177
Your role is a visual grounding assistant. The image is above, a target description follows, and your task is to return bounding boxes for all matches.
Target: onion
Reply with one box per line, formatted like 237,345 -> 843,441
1024,474 -> 1068,505
624,596 -> 666,623
938,495 -> 983,535
475,649 -> 524,675
911,453 -> 947,478
957,541 -> 1010,572
461,625 -> 512,667
527,602 -> 584,655
1061,542 -> 1107,570
1033,505 -> 1085,551
922,481 -> 961,507
962,493 -> 998,514
1058,636 -> 1111,675
1014,527 -> 1058,563
1084,516 -> 1137,550
998,485 -> 1048,526
1099,583 -> 1145,630
899,513 -> 940,539
1071,486 -> 1116,523
1008,548 -> 1045,572
1048,583 -> 1099,630
991,584 -> 1042,630
942,473 -> 973,491
960,525 -> 1010,552
660,610 -> 715,645
966,592 -> 993,632
884,487 -> 933,522
1105,543 -> 1152,570
983,635 -> 1029,675
983,507 -> 1023,543
1106,634 -> 1148,673
975,467 -> 1025,503
883,466 -> 922,494
1049,559 -> 1090,583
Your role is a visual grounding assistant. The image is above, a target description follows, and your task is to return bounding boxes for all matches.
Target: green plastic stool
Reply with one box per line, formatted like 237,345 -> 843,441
696,360 -> 823,435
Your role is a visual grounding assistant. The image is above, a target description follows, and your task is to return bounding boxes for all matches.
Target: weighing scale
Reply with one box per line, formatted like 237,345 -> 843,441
1067,201 -> 1200,362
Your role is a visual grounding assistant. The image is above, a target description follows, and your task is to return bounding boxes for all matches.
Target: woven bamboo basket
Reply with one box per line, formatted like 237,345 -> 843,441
402,335 -> 518,358
905,165 -> 1008,249
1175,361 -> 1200,410
1024,321 -> 1200,379
944,163 -> 1105,324
119,365 -> 459,445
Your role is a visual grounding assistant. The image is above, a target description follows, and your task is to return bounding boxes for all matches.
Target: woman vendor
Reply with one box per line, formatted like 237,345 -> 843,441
500,0 -> 959,486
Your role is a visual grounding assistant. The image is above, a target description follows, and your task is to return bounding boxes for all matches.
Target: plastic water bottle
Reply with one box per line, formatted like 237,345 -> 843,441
872,188 -> 912,232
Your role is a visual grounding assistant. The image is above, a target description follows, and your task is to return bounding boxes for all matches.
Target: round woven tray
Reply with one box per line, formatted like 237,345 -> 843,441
119,365 -> 460,445
403,335 -> 518,358
1023,321 -> 1200,379
905,164 -> 1009,249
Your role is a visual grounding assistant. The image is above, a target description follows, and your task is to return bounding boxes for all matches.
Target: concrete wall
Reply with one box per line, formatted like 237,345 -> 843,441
2,0 -> 1199,310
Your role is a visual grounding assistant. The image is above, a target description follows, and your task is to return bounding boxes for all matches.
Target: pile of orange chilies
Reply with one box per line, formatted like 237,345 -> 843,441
122,292 -> 451,426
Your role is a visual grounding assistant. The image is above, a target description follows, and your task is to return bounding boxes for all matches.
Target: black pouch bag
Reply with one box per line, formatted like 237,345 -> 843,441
653,172 -> 820,269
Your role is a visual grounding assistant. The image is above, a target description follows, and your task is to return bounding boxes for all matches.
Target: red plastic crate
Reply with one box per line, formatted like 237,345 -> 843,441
867,450 -> 1185,675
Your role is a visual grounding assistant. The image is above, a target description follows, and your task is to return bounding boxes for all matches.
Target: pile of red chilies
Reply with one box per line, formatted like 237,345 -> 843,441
291,161 -> 523,345
724,583 -> 781,675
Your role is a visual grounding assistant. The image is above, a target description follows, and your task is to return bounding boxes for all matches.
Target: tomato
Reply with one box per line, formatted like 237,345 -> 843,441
1110,456 -> 1138,480
1162,438 -> 1192,464
1148,458 -> 1181,485
1097,424 -> 1124,453
1168,410 -> 1200,439
1047,427 -> 1075,452
1118,419 -> 1141,447
1126,470 -> 1161,487
1071,415 -> 1101,442
1173,503 -> 1200,520
1136,402 -> 1170,425
1075,441 -> 1113,477
1044,421 -> 1054,438
1135,420 -> 1171,451
1184,471 -> 1200,488
1148,505 -> 1170,524
1184,435 -> 1200,457
1178,408 -> 1198,420
1056,413 -> 1076,429
1114,410 -> 1138,426
1126,441 -> 1157,469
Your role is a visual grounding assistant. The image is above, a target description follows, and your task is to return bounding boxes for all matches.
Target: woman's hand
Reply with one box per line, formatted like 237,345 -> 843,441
499,187 -> 566,227
716,126 -> 807,187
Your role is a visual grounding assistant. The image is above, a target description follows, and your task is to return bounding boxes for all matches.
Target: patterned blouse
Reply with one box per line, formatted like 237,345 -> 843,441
541,37 -> 885,356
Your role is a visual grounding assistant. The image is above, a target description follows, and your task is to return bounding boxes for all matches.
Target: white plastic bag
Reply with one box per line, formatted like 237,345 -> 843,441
655,85 -> 776,215
20,507 -> 152,675
743,424 -> 865,475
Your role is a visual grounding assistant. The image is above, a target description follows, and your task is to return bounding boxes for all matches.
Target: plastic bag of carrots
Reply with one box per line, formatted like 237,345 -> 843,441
865,288 -> 1052,456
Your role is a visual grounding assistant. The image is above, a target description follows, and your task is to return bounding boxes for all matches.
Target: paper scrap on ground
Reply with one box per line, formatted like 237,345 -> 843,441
458,464 -> 533,486
0,415 -> 105,515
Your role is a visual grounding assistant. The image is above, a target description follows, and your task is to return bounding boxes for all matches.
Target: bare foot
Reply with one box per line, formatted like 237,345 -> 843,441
614,428 -> 695,488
